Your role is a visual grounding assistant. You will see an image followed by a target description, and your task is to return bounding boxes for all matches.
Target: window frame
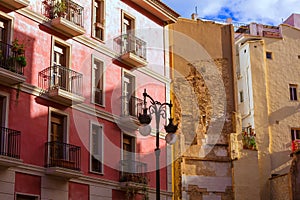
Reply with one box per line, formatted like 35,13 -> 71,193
48,107 -> 69,143
121,69 -> 136,116
121,10 -> 135,35
89,121 -> 104,174
91,55 -> 105,107
121,132 -> 136,161
0,91 -> 9,127
51,36 -> 71,68
291,128 -> 300,141
0,12 -> 14,44
289,84 -> 298,101
15,193 -> 40,200
92,0 -> 105,41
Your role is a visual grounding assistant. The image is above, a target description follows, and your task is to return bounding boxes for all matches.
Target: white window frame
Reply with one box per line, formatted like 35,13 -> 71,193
121,69 -> 136,116
90,121 -> 104,174
91,55 -> 105,107
92,0 -> 105,41
51,36 -> 71,68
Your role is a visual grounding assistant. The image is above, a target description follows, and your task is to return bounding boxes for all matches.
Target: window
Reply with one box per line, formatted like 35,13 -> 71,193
122,72 -> 136,116
291,129 -> 300,141
121,12 -> 135,53
92,0 -> 105,41
239,91 -> 244,103
266,52 -> 272,59
0,93 -> 8,127
122,134 -> 135,161
289,84 -> 298,101
90,122 -> 103,173
291,128 -> 300,152
16,194 -> 38,200
0,17 -> 11,43
51,39 -> 71,91
92,56 -> 104,106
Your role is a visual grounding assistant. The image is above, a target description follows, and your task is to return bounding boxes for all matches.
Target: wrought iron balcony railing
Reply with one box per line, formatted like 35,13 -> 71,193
122,96 -> 143,117
119,160 -> 148,184
45,141 -> 81,171
114,34 -> 147,60
42,0 -> 84,27
39,65 -> 83,96
0,127 -> 21,159
0,41 -> 25,75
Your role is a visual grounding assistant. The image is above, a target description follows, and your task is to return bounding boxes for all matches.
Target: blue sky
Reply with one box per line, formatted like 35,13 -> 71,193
162,0 -> 300,25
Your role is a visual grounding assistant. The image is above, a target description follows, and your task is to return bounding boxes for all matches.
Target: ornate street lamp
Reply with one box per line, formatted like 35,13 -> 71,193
138,89 -> 178,200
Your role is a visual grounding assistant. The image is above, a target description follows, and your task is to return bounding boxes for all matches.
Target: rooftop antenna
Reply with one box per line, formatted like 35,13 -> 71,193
195,6 -> 198,15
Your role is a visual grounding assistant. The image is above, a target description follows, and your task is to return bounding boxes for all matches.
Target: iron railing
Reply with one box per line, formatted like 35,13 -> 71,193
119,160 -> 148,184
114,34 -> 147,60
39,65 -> 83,96
45,141 -> 81,171
0,127 -> 21,159
0,41 -> 25,75
42,0 -> 84,27
122,96 -> 143,117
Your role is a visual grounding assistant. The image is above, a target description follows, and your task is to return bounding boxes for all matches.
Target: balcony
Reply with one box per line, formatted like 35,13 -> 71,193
119,160 -> 148,189
117,96 -> 142,132
0,41 -> 26,85
130,0 -> 179,23
0,127 -> 22,167
0,0 -> 30,10
114,34 -> 147,68
45,141 -> 82,178
42,0 -> 85,37
38,65 -> 84,106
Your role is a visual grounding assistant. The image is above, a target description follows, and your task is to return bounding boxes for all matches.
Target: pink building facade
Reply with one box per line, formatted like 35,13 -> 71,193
0,0 -> 179,199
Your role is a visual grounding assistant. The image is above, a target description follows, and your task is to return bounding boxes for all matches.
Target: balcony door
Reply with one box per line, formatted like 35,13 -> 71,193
123,72 -> 135,116
0,17 -> 11,67
0,95 -> 7,155
53,43 -> 68,91
122,13 -> 135,53
123,134 -> 135,172
50,113 -> 66,162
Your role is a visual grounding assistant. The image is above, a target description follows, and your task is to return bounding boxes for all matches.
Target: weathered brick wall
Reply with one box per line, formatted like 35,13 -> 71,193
270,174 -> 291,200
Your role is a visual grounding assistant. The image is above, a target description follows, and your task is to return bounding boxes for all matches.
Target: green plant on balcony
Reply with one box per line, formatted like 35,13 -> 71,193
242,130 -> 257,150
16,55 -> 27,67
43,0 -> 67,18
12,39 -> 25,55
53,1 -> 67,17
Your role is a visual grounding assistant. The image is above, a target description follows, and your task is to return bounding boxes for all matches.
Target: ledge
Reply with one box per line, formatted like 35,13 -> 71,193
0,0 -> 30,10
0,155 -> 23,167
120,52 -> 148,68
0,67 -> 26,85
47,87 -> 85,106
50,17 -> 85,37
45,167 -> 83,179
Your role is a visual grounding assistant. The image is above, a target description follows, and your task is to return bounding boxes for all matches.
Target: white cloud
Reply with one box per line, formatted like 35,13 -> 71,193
163,0 -> 300,25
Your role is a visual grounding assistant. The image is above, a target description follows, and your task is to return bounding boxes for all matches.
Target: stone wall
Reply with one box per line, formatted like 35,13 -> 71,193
270,174 -> 291,200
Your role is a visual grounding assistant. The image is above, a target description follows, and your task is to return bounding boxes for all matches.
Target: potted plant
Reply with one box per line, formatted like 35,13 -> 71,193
16,55 -> 27,67
53,1 -> 67,18
12,39 -> 25,55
